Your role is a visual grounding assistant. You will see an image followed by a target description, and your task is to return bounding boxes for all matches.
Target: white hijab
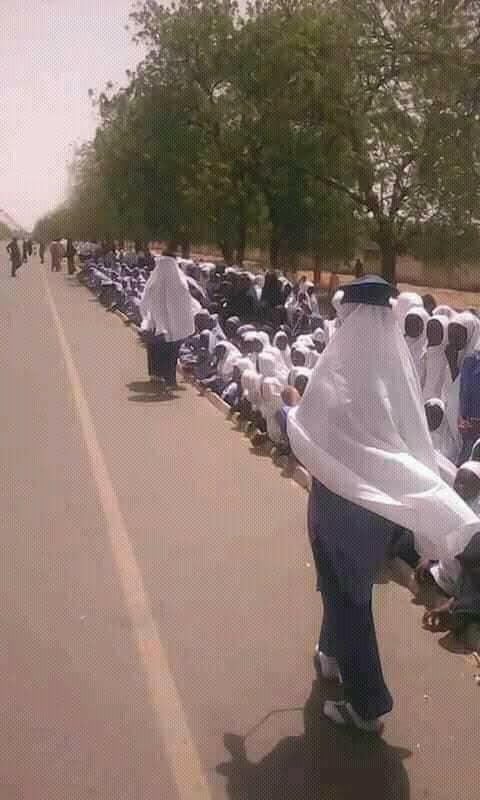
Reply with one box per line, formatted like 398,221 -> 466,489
288,304 -> 479,560
140,255 -> 195,342
273,331 -> 292,371
394,291 -> 423,329
404,307 -> 430,384
216,342 -> 241,380
261,374 -> 284,443
433,305 -> 455,320
426,398 -> 459,463
422,316 -> 449,402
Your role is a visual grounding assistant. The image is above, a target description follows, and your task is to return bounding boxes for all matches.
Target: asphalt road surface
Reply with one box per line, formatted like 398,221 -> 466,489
0,249 -> 478,800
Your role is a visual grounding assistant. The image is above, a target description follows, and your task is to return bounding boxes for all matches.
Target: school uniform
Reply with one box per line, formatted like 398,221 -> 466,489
288,275 -> 479,725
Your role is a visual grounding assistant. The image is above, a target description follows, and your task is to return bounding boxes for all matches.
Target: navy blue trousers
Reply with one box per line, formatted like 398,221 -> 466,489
312,537 -> 393,720
309,479 -> 401,720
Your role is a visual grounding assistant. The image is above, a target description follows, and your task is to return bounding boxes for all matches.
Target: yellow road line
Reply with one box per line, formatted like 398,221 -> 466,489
41,269 -> 212,800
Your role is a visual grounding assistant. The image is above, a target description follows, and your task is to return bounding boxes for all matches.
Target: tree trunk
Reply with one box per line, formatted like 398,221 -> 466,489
380,244 -> 397,285
236,223 -> 247,267
269,233 -> 281,269
313,254 -> 323,286
219,240 -> 235,265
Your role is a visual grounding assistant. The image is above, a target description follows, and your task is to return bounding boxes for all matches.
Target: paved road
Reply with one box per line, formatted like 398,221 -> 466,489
0,251 -> 478,800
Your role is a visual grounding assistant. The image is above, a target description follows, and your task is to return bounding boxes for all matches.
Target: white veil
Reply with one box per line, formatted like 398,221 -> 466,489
288,304 -> 479,559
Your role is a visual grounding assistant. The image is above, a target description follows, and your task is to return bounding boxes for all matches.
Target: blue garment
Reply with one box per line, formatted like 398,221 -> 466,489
308,479 -> 404,720
460,353 -> 480,419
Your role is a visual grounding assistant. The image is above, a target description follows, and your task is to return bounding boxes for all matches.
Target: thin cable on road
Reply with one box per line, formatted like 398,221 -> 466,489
40,267 -> 213,800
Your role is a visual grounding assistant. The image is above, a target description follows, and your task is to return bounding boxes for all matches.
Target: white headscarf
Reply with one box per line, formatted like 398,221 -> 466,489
140,255 -> 195,342
241,369 -> 263,411
288,304 -> 479,560
422,316 -> 449,402
425,398 -> 459,463
404,307 -> 430,384
216,342 -> 241,380
261,376 -> 284,443
394,291 -> 424,329
433,305 -> 455,319
273,331 -> 292,371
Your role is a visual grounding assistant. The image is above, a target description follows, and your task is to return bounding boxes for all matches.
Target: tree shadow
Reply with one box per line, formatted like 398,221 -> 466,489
217,678 -> 411,800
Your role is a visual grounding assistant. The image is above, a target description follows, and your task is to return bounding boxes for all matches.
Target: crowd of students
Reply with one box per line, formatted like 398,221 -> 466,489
77,243 -> 480,731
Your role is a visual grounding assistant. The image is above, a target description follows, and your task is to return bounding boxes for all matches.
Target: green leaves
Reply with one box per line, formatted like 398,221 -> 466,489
34,0 -> 480,277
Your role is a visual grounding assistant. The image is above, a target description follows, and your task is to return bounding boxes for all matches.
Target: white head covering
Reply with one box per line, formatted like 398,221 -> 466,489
433,305 -> 455,319
235,357 -> 253,377
273,331 -> 292,371
216,341 -> 241,380
288,304 -> 479,560
394,291 -> 424,328
461,460 -> 480,481
422,315 -> 449,402
312,327 -> 327,345
404,307 -> 430,382
425,398 -> 459,463
257,351 -> 277,378
139,255 -> 195,342
331,290 -> 346,319
261,376 -> 284,443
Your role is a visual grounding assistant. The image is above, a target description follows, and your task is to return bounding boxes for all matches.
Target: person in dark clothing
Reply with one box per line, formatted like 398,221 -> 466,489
422,293 -> 437,316
261,271 -> 284,311
27,239 -> 33,257
39,241 -> 46,264
224,274 -> 262,323
22,240 -> 28,263
354,258 -> 365,279
7,238 -> 22,277
66,238 -> 77,275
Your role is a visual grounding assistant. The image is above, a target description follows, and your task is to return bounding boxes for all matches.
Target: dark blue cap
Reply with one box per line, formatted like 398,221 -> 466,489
341,274 -> 399,307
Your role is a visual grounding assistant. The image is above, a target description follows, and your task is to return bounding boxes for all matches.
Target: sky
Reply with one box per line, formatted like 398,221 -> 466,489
0,0 -> 143,230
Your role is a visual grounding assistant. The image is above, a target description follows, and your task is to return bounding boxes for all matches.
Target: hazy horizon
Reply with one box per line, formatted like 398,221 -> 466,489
0,0 -> 142,230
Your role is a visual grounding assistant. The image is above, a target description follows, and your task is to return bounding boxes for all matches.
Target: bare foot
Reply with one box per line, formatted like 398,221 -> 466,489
422,597 -> 456,632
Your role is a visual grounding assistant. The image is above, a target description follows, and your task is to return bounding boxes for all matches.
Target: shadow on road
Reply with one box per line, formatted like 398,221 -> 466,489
126,380 -> 179,403
217,678 -> 411,800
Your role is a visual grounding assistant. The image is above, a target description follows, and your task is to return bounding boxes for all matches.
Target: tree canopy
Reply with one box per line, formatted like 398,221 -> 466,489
34,0 -> 480,281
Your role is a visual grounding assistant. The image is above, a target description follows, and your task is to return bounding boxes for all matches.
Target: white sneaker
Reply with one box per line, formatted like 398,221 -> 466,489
323,701 -> 384,734
314,645 -> 342,682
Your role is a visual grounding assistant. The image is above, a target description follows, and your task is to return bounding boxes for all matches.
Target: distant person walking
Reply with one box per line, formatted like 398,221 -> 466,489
66,238 -> 76,275
7,237 -> 22,277
27,239 -> 33,257
22,240 -> 28,263
39,241 -> 46,264
50,239 -> 64,272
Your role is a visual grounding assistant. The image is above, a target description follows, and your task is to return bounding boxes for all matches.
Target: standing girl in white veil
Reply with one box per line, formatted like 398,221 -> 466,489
288,275 -> 479,732
140,242 -> 195,388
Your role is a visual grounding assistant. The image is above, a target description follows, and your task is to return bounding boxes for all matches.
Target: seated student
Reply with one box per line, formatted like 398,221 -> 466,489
417,462 -> 480,633
458,336 -> 480,464
221,358 -> 252,409
425,398 -> 459,465
294,370 -> 311,398
312,327 -> 327,354
179,310 -> 213,363
275,386 -> 301,441
287,346 -> 312,386
198,341 -> 241,395
404,308 -> 430,386
422,315 -> 449,401
273,331 -> 292,372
